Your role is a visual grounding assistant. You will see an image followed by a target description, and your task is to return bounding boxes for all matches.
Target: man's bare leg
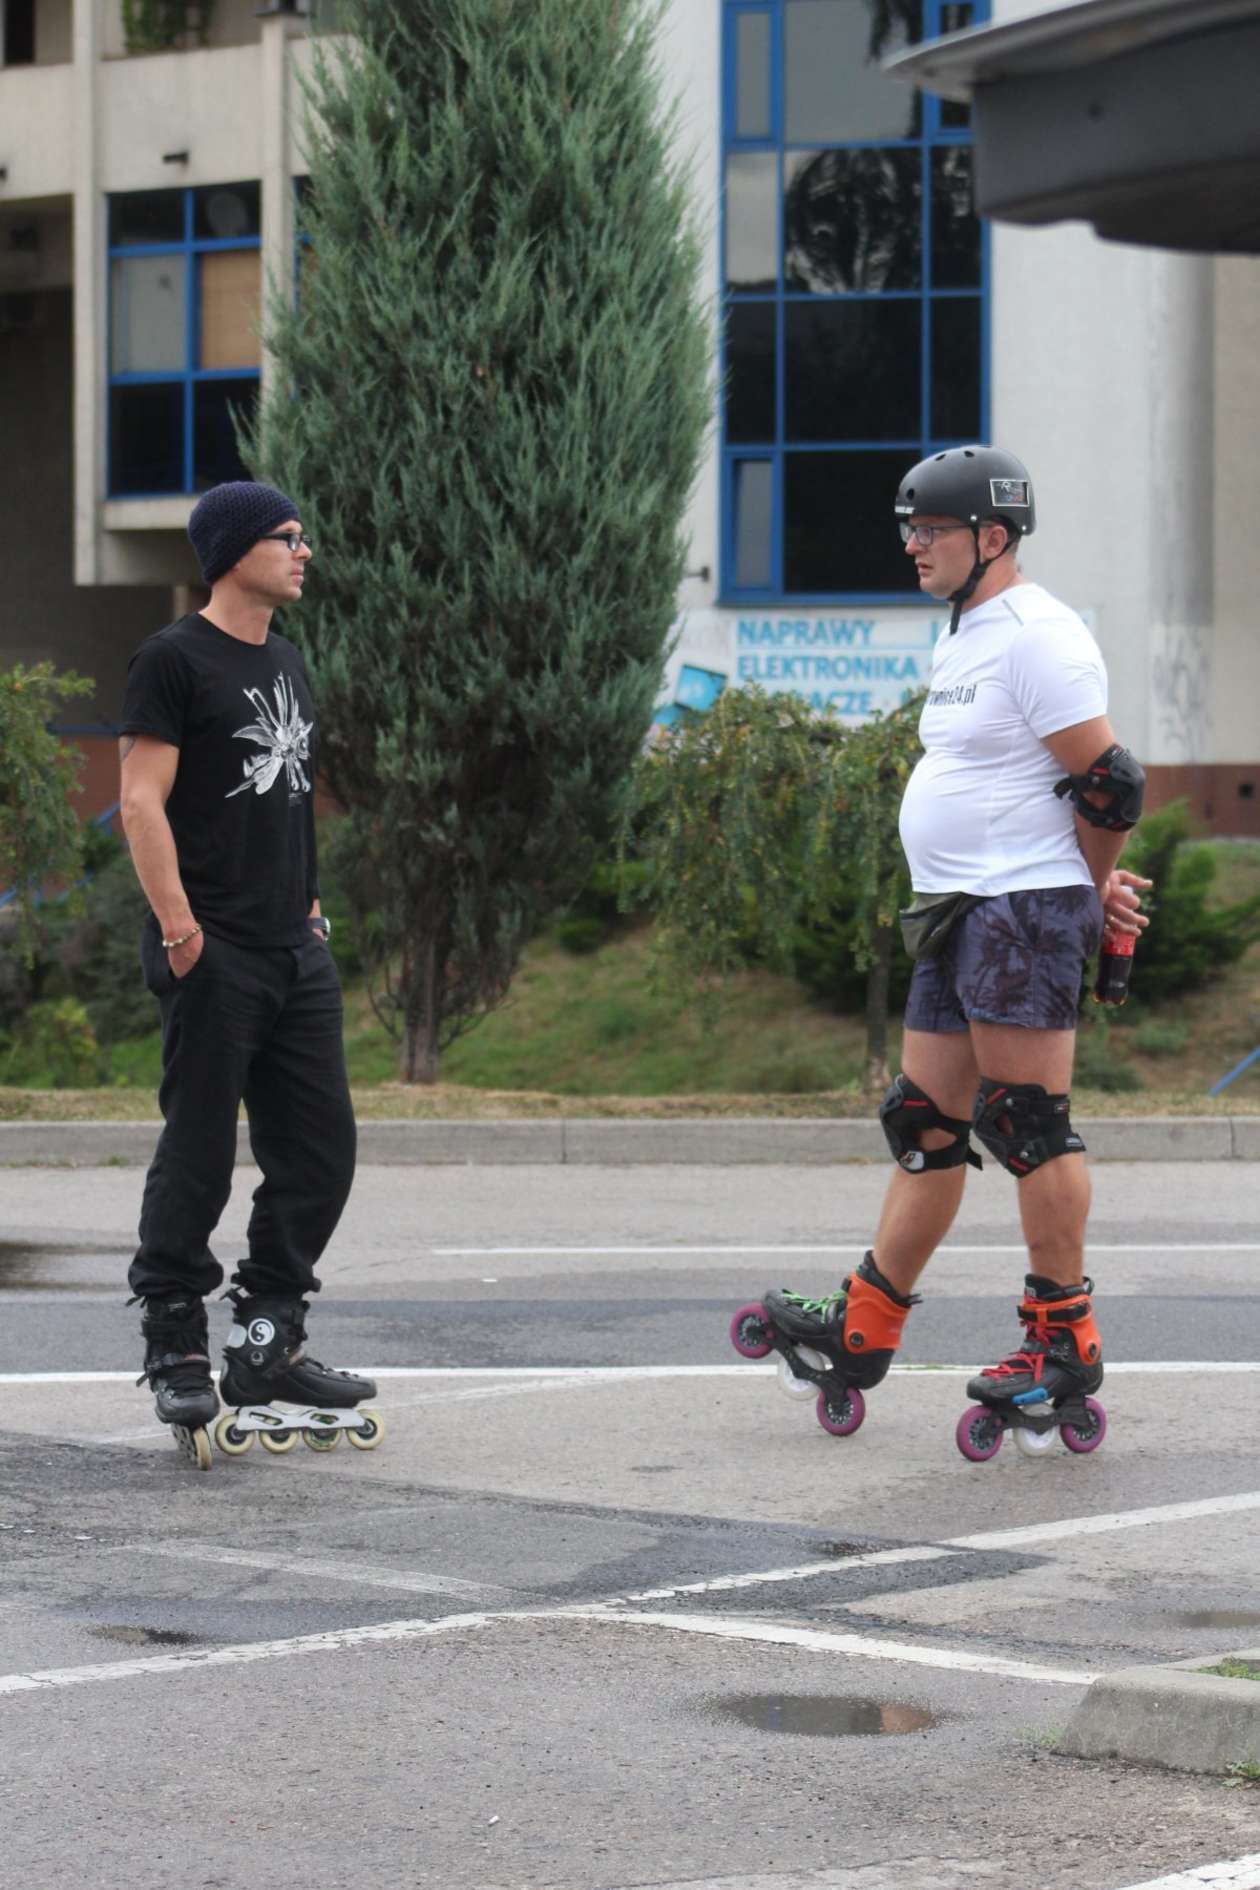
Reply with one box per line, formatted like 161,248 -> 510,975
872,1027 -> 981,1299
968,1021 -> 1089,1286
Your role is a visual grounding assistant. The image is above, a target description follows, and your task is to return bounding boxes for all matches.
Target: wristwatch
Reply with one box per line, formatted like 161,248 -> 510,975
309,916 -> 331,941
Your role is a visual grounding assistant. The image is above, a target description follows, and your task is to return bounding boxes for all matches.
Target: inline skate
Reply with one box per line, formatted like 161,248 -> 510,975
729,1252 -> 917,1437
136,1295 -> 219,1471
956,1274 -> 1106,1462
215,1291 -> 384,1458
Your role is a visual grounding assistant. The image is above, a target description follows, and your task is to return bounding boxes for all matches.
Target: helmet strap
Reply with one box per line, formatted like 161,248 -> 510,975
946,526 -> 1014,634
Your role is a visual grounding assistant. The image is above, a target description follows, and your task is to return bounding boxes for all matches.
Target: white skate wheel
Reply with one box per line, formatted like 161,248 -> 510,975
347,1409 -> 385,1450
1013,1424 -> 1059,1459
777,1354 -> 820,1401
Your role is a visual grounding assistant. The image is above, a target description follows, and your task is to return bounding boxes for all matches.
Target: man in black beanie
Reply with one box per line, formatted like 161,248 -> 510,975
117,481 -> 378,1469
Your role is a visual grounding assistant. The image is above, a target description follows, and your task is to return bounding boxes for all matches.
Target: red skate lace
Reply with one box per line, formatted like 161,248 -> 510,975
981,1339 -> 1050,1382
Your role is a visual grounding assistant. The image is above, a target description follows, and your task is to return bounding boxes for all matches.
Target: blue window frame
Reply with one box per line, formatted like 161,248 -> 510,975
106,183 -> 262,498
720,0 -> 990,603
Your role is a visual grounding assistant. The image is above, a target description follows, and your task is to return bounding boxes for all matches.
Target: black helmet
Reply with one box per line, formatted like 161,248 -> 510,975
895,445 -> 1036,540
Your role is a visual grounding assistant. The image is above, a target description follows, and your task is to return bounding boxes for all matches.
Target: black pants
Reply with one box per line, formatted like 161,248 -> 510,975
128,925 -> 357,1303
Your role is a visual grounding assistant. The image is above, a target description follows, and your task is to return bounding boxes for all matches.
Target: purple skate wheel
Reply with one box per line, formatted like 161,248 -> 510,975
955,1404 -> 1004,1462
815,1386 -> 865,1436
1060,1396 -> 1107,1454
730,1303 -> 773,1359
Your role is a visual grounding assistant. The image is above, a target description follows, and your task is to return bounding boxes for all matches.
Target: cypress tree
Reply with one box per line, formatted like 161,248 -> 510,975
252,0 -> 709,1080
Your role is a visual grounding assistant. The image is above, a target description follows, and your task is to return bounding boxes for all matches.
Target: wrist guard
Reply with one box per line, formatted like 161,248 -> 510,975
1054,743 -> 1145,832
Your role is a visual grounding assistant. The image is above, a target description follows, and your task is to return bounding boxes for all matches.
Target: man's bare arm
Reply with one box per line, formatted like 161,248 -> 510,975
1041,714 -> 1132,894
118,735 -> 197,939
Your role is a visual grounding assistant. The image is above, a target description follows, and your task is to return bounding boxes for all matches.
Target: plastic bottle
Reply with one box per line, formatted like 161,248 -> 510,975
1093,927 -> 1136,1006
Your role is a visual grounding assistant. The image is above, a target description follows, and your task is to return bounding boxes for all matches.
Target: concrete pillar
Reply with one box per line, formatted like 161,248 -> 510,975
258,7 -> 297,409
71,0 -> 103,585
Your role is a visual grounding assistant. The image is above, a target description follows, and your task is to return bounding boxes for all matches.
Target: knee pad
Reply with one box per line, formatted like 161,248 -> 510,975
880,1074 -> 982,1174
972,1079 -> 1086,1178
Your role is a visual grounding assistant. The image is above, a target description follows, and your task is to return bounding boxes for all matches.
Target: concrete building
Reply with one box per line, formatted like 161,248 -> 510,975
2,0 -> 1257,830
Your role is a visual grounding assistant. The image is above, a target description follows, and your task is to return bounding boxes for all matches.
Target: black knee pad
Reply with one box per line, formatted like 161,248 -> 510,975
880,1074 -> 982,1174
971,1078 -> 1086,1178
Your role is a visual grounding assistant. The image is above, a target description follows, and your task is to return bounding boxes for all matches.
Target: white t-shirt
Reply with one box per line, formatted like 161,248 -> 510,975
898,582 -> 1107,896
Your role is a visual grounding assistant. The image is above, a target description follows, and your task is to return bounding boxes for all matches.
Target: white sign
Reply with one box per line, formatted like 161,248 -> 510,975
654,608 -> 944,729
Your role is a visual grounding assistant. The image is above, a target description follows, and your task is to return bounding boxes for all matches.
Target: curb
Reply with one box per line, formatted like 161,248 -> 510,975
1059,1646 -> 1260,1775
0,1115 -> 1255,1167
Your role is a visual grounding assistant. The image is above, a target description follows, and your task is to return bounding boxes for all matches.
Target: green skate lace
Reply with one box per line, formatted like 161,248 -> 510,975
782,1287 -> 847,1318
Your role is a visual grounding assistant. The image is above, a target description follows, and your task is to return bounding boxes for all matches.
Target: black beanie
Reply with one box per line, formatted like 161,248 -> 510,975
187,480 -> 301,585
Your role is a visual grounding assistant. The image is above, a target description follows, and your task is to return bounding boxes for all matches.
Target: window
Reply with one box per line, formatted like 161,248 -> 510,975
106,184 -> 262,497
721,0 -> 989,601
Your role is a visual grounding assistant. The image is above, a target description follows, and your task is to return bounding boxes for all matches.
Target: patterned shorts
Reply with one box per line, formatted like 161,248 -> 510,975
904,886 -> 1104,1035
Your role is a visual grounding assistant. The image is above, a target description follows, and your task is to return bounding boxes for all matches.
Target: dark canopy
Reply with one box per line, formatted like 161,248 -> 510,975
888,0 -> 1260,254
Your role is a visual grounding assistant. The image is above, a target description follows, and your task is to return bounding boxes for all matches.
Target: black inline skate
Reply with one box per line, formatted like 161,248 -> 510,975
729,1252 -> 918,1437
956,1274 -> 1106,1463
215,1291 -> 384,1459
136,1295 -> 219,1471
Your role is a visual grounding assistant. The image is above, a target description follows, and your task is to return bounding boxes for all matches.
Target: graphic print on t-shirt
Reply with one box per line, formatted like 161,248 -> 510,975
226,674 -> 313,801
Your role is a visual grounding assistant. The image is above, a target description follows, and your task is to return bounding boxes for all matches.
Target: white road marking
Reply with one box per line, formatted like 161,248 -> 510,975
131,1542 -> 512,1599
0,1609 -> 500,1695
0,1598 -> 1093,1698
948,1489 -> 1260,1553
569,1610 -> 1095,1685
1112,1857 -> 1260,1890
6,1360 -> 1260,1388
431,1241 -> 1260,1256
615,1544 -> 958,1604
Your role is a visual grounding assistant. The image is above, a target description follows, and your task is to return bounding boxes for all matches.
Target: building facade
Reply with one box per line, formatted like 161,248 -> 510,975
2,0 -> 1258,829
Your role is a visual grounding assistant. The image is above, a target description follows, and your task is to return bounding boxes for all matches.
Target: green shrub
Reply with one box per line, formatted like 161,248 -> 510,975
554,914 -> 608,955
1074,1017 -> 1144,1092
1117,803 -> 1260,1004
1132,1019 -> 1189,1057
1,998 -> 102,1088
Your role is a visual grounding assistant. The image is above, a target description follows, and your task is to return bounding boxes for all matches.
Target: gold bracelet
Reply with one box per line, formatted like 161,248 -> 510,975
161,923 -> 202,950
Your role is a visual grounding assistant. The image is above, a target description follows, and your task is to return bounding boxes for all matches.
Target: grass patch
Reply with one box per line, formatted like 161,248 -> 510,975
1227,1760 -> 1260,1784
1204,1659 -> 1260,1682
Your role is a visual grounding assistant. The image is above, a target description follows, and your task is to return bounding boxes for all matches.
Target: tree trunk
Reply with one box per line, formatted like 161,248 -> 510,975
863,923 -> 896,1093
398,930 -> 442,1084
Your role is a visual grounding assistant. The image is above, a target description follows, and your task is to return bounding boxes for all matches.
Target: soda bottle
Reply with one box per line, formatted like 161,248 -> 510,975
1093,927 -> 1136,1006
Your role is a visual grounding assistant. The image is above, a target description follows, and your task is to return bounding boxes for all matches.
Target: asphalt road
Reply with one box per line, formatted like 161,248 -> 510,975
2,1157 -> 1259,1890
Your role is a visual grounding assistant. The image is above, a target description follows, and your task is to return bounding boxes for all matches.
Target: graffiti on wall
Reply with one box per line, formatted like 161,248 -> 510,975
653,608 -> 943,730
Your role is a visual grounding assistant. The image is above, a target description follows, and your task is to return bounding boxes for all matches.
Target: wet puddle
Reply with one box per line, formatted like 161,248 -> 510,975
89,1625 -> 208,1649
1176,1610 -> 1260,1631
706,1693 -> 941,1737
0,1241 -> 129,1291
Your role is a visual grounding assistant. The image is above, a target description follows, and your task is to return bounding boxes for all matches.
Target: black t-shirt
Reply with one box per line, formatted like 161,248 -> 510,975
120,613 -> 320,948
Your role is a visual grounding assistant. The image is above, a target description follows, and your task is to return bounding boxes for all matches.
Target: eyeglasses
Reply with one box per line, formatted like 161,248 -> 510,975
898,522 -> 969,548
259,532 -> 312,553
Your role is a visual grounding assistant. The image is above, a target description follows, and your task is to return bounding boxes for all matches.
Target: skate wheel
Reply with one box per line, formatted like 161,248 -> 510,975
955,1404 -> 1004,1462
730,1303 -> 773,1359
777,1354 -> 820,1401
303,1425 -> 341,1451
347,1409 -> 385,1451
1013,1423 -> 1059,1460
173,1425 -> 212,1472
1060,1397 -> 1107,1455
815,1386 -> 865,1437
259,1428 -> 297,1454
213,1415 -> 254,1457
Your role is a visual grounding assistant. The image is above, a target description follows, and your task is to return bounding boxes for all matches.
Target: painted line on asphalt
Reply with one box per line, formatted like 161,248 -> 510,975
0,1610 -> 501,1695
1112,1857 -> 1260,1890
0,1599 -> 1093,1699
431,1241 -> 1260,1255
565,1610 -> 1095,1685
131,1542 -> 514,1600
614,1543 -> 959,1604
948,1489 -> 1260,1553
7,1361 -> 1260,1388
598,1490 -> 1260,1609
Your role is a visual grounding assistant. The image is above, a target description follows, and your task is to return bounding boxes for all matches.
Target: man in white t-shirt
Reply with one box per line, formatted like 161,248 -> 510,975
747,446 -> 1150,1461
